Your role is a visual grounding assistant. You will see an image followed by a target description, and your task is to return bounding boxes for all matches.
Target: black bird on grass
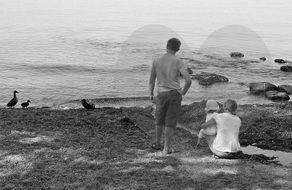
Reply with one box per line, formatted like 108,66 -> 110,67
21,100 -> 31,108
7,90 -> 18,108
81,99 -> 95,110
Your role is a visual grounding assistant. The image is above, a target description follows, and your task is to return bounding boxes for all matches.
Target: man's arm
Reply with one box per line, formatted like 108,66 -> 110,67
149,61 -> 156,100
179,61 -> 192,95
201,118 -> 216,129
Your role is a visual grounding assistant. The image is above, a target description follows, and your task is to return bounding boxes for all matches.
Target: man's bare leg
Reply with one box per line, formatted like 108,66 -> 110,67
155,125 -> 164,147
163,126 -> 174,153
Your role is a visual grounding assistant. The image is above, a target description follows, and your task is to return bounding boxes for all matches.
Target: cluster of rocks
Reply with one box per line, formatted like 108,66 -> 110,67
229,52 -> 292,72
230,52 -> 266,62
274,59 -> 292,72
188,71 -> 290,101
249,82 -> 291,101
191,72 -> 229,86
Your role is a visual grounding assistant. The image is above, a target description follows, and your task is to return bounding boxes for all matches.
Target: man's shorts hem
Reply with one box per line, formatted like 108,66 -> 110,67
155,90 -> 182,128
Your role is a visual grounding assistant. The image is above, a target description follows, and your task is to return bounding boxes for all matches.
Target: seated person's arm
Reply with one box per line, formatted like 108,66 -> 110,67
201,118 -> 216,129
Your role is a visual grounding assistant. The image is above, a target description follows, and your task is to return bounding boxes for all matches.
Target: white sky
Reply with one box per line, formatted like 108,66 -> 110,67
0,0 -> 291,53
1,0 -> 291,30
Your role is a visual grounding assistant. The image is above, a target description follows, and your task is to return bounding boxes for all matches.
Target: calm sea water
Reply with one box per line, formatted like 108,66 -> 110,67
0,0 -> 291,108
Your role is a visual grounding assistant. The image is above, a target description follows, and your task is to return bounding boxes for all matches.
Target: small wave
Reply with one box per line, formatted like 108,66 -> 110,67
69,96 -> 149,104
205,54 -> 261,64
203,54 -> 223,60
186,53 -> 264,69
55,36 -> 126,50
86,40 -> 125,49
21,64 -> 110,74
192,51 -> 202,55
131,64 -> 150,71
55,96 -> 151,109
180,57 -> 195,61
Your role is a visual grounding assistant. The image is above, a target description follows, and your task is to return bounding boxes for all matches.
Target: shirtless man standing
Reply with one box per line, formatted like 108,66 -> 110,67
149,38 -> 192,154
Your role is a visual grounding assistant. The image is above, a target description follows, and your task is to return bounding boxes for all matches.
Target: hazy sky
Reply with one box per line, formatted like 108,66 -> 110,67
1,0 -> 292,53
1,0 -> 291,31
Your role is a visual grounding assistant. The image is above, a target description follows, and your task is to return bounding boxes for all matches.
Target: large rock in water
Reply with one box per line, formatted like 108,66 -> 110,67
274,59 -> 287,64
191,72 -> 229,86
249,82 -> 277,94
280,66 -> 292,72
265,91 -> 290,101
278,85 -> 292,95
230,52 -> 244,58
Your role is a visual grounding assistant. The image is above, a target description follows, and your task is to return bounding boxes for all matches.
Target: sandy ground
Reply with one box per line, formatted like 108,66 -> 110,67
0,101 -> 291,189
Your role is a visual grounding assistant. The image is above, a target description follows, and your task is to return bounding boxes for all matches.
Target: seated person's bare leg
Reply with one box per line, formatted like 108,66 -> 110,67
196,129 -> 205,146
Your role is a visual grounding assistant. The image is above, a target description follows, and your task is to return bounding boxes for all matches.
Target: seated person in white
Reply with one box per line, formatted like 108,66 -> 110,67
196,100 -> 220,146
200,99 -> 241,157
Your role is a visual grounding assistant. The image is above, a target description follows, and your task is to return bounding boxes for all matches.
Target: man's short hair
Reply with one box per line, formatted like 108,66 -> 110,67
167,38 -> 181,52
224,99 -> 237,114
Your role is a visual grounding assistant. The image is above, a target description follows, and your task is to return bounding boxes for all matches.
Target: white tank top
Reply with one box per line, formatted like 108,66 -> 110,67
212,113 -> 241,152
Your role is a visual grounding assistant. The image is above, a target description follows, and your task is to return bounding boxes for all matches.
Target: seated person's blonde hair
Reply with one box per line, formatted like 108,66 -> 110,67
223,99 -> 237,115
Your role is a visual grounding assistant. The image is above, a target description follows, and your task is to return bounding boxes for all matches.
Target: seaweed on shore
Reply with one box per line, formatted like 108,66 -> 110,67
0,104 -> 291,189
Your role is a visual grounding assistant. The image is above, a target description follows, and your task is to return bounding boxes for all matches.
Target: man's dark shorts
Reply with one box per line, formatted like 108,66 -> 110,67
155,90 -> 182,128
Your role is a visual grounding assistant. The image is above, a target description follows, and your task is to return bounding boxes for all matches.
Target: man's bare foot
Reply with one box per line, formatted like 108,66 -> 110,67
151,143 -> 162,150
162,147 -> 174,155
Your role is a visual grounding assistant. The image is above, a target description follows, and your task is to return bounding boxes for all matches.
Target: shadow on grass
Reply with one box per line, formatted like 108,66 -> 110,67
1,132 -> 291,189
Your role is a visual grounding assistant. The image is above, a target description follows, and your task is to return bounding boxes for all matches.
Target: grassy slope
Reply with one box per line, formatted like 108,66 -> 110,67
0,103 -> 291,189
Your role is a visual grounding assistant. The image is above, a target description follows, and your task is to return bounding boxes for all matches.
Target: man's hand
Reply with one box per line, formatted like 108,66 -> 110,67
150,95 -> 154,101
178,89 -> 184,95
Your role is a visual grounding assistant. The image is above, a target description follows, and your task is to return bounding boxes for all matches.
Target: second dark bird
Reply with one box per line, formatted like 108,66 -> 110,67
21,100 -> 31,108
81,99 -> 95,110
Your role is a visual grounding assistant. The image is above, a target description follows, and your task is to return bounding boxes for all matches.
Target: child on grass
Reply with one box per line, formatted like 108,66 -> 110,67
196,100 -> 220,146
